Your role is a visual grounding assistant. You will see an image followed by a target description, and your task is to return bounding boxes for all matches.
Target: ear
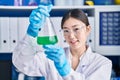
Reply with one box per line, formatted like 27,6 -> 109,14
86,25 -> 91,36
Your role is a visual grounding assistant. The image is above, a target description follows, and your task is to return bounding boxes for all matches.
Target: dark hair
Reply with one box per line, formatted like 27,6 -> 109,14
61,9 -> 90,29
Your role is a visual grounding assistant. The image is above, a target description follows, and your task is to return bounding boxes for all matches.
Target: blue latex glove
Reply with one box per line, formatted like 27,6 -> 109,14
43,45 -> 71,76
27,4 -> 53,37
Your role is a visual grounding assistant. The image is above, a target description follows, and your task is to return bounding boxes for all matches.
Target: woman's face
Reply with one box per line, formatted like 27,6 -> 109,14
62,17 -> 91,49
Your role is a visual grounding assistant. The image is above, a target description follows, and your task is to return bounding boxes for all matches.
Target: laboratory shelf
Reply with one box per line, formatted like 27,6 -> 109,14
0,5 -> 120,55
0,5 -> 119,16
0,5 -> 95,17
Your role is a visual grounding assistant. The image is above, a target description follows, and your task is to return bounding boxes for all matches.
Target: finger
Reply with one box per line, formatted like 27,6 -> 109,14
43,45 -> 61,50
46,54 -> 59,62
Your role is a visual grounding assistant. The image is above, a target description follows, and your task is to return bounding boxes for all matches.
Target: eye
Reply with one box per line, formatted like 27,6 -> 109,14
74,27 -> 80,31
63,29 -> 69,33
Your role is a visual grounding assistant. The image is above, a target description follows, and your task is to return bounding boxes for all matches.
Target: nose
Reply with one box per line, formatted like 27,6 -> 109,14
68,31 -> 75,39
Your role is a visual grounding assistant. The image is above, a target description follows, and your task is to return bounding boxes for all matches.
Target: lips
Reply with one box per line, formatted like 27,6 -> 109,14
70,40 -> 79,45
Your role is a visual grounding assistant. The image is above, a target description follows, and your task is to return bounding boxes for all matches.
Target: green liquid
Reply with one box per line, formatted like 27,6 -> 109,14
37,36 -> 58,45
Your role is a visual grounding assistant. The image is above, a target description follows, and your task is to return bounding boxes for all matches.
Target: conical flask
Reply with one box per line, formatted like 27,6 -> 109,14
37,17 -> 58,45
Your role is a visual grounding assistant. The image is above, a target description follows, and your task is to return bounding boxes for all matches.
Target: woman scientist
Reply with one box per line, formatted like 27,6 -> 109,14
12,3 -> 112,80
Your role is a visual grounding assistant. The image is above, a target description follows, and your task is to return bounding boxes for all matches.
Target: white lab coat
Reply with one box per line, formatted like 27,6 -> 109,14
12,34 -> 112,80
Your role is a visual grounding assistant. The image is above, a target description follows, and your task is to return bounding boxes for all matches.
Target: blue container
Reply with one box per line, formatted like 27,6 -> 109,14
93,0 -> 114,5
24,75 -> 45,80
111,77 -> 120,80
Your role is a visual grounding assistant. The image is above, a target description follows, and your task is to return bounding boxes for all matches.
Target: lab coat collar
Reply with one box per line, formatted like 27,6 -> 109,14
65,46 -> 93,71
79,46 -> 93,67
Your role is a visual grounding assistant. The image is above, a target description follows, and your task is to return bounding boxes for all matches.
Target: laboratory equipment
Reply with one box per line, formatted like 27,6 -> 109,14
36,0 -> 58,45
28,0 -> 37,6
115,0 -> 120,5
93,0 -> 114,5
14,0 -> 22,6
37,17 -> 58,45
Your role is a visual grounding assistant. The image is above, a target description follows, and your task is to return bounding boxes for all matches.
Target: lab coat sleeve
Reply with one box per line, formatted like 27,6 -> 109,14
12,34 -> 45,76
86,62 -> 112,80
62,61 -> 112,80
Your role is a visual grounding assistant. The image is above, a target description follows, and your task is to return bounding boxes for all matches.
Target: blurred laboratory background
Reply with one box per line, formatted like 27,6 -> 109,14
0,0 -> 120,80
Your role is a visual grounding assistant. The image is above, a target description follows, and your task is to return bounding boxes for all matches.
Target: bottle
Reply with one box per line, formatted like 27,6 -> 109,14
85,0 -> 94,6
115,0 -> 120,5
28,0 -> 37,6
14,0 -> 22,6
37,17 -> 58,45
